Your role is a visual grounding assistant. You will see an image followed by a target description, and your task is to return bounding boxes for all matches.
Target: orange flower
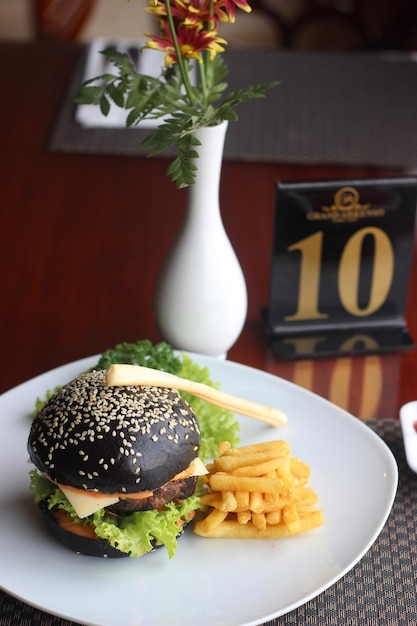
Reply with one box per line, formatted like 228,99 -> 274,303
148,0 -> 221,27
147,0 -> 252,25
145,22 -> 227,66
217,0 -> 252,22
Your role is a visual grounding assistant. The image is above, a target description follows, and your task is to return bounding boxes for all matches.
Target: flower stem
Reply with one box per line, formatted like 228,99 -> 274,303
199,57 -> 208,108
164,0 -> 195,107
200,0 -> 215,109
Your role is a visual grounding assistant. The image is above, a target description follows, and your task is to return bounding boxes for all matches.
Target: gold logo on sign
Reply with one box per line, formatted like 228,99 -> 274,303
323,187 -> 369,213
306,186 -> 385,222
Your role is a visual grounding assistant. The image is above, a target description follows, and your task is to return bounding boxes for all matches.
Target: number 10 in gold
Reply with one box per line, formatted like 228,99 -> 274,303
284,227 -> 394,322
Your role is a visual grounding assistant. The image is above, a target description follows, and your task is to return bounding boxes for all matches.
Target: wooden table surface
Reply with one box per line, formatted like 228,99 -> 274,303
1,40 -> 416,421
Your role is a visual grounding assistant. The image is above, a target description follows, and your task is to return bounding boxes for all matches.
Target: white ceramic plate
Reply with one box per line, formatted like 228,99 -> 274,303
0,354 -> 397,626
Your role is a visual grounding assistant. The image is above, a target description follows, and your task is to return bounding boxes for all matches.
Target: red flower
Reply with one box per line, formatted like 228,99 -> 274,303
145,22 -> 227,66
217,0 -> 252,22
147,0 -> 252,25
149,0 -> 222,27
177,0 -> 230,27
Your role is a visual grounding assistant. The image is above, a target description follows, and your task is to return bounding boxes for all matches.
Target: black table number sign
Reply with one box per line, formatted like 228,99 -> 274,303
265,178 -> 417,359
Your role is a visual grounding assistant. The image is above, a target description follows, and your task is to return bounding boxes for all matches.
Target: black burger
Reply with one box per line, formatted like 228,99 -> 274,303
27,369 -> 205,558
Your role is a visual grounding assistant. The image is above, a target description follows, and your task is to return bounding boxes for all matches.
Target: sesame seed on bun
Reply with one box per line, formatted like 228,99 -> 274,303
28,369 -> 201,494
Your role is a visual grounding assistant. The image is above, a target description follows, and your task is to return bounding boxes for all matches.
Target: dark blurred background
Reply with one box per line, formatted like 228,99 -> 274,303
1,0 -> 417,51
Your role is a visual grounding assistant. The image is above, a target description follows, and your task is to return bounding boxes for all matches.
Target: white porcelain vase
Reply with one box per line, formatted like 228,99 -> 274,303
154,120 -> 248,358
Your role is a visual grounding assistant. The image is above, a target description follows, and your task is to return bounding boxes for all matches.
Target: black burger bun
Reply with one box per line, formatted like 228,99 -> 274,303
28,369 -> 201,494
38,499 -> 131,558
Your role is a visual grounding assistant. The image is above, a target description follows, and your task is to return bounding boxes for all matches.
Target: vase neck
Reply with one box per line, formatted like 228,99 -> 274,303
187,120 -> 228,215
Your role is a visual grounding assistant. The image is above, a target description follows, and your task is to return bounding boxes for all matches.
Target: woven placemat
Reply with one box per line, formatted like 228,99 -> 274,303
1,419 -> 416,626
49,45 -> 417,169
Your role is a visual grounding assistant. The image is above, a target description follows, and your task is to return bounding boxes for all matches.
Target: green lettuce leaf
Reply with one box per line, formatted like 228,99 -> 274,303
179,353 -> 240,460
92,496 -> 201,558
90,339 -> 183,374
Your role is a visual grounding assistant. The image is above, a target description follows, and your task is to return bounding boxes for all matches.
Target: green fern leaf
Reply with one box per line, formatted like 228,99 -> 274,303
74,84 -> 105,105
107,83 -> 125,108
99,94 -> 111,116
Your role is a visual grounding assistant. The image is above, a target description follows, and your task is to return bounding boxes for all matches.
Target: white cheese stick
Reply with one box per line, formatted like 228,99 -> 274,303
106,364 -> 287,428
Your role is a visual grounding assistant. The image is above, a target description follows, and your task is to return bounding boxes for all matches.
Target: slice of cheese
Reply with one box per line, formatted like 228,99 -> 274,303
57,457 -> 208,519
193,456 -> 209,475
174,456 -> 208,480
59,485 -> 119,519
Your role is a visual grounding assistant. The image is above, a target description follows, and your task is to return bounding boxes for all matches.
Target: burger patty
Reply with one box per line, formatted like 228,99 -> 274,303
108,476 -> 198,513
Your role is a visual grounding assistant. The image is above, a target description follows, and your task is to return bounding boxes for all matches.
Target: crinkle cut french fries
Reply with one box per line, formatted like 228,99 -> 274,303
194,440 -> 324,539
